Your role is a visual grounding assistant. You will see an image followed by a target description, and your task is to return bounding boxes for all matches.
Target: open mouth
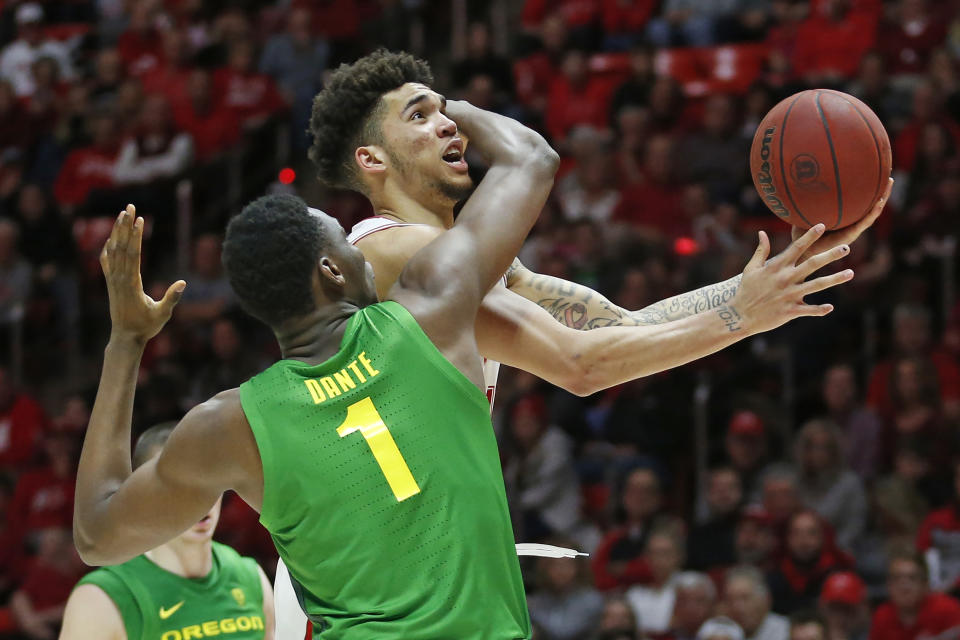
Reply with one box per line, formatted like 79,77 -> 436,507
442,139 -> 468,172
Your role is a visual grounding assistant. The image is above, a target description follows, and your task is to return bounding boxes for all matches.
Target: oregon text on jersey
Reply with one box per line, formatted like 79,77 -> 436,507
158,615 -> 265,640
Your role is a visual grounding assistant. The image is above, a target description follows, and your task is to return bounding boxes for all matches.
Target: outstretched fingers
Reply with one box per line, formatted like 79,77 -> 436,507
797,242 -> 850,279
796,303 -> 835,317
744,230 -> 771,272
799,268 -> 854,297
782,223 -> 825,265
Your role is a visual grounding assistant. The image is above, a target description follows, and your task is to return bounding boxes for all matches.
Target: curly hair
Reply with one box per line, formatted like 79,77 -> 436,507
222,194 -> 325,327
308,49 -> 434,190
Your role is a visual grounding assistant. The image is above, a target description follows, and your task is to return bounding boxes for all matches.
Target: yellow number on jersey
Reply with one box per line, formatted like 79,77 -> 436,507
336,396 -> 421,501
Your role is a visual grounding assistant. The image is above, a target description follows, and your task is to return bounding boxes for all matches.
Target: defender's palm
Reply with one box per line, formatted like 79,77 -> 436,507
100,205 -> 185,342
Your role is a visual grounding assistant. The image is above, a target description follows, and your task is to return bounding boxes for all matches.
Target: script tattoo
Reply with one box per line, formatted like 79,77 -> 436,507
513,266 -> 743,330
630,275 -> 743,325
715,305 -> 743,332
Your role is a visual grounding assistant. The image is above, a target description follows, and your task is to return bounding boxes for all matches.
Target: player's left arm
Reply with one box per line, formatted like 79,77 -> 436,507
74,206 -> 258,565
257,565 -> 276,640
507,179 -> 892,328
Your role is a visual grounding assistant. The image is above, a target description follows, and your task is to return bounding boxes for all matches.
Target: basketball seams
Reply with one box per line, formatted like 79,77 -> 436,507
814,91 -> 844,228
826,90 -> 885,215
779,93 -> 816,228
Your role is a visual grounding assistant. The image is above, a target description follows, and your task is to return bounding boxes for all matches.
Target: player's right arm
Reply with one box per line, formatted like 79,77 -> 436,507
386,100 -> 559,383
504,179 -> 893,327
58,585 -> 127,640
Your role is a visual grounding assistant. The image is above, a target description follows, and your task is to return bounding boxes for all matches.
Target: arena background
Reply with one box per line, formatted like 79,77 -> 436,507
0,0 -> 958,638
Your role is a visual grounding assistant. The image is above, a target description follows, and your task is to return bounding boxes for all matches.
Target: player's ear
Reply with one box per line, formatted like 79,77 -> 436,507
318,256 -> 346,289
355,145 -> 387,176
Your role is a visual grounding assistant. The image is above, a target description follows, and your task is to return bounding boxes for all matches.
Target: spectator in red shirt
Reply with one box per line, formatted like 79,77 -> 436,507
0,365 -> 46,472
522,0 -> 603,48
173,69 -> 239,163
601,0 -> 658,51
792,0 -> 878,85
869,550 -> 960,640
767,510 -> 855,615
0,79 -> 36,152
819,572 -> 870,640
545,48 -> 612,146
141,27 -> 192,110
514,13 -> 568,116
892,80 -> 960,173
21,57 -> 65,136
116,1 -> 166,78
916,460 -> 960,594
867,304 -> 960,423
213,39 -> 287,130
8,425 -> 78,555
593,466 -> 675,591
9,527 -> 86,640
53,110 -> 121,215
879,0 -> 947,76
612,134 -> 688,239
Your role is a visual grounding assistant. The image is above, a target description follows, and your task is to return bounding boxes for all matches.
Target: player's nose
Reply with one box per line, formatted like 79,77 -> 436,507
437,114 -> 457,137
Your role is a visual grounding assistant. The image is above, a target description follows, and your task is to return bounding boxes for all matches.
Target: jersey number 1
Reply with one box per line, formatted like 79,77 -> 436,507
336,396 -> 421,502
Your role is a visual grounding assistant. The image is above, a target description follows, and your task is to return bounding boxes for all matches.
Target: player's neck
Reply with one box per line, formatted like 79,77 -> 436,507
275,302 -> 357,365
372,188 -> 455,229
146,539 -> 214,579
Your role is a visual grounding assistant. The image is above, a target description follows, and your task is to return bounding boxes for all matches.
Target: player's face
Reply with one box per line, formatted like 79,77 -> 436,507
180,496 -> 222,544
377,83 -> 473,206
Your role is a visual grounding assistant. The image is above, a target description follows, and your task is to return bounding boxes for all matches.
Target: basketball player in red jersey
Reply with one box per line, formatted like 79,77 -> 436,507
271,49 -> 889,639
313,50 -> 889,398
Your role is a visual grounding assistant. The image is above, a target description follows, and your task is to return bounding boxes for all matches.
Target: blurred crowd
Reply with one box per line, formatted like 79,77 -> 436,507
0,0 -> 958,639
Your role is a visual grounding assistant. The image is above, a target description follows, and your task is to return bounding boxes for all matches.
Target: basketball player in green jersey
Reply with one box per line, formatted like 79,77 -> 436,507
75,91 -> 852,638
61,423 -> 275,640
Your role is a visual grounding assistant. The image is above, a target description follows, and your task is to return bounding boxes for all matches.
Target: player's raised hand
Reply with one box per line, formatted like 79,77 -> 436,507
790,177 -> 893,263
731,223 -> 854,335
100,204 -> 186,344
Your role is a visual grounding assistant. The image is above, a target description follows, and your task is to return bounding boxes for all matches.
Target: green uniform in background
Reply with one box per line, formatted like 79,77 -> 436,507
76,541 -> 265,640
240,301 -> 530,639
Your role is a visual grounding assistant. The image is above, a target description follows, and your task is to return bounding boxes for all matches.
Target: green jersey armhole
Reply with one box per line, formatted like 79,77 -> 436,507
376,301 -> 490,413
76,569 -> 145,640
238,381 -> 277,531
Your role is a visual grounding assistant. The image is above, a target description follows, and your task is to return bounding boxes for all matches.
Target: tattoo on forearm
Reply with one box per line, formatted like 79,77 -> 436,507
716,305 -> 743,332
537,298 -> 590,329
630,275 -> 743,325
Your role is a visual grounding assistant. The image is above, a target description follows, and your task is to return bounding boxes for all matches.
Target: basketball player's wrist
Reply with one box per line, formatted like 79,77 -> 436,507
107,330 -> 149,352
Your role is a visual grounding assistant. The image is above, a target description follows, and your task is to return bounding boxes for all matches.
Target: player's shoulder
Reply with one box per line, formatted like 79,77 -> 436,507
181,389 -> 246,435
351,218 -> 442,253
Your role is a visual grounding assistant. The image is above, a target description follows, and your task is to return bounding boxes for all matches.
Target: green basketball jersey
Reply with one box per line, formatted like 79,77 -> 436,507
239,301 -> 530,639
76,541 -> 265,640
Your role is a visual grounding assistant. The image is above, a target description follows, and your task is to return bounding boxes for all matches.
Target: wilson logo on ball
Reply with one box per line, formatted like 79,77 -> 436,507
790,154 -> 820,183
754,126 -> 789,218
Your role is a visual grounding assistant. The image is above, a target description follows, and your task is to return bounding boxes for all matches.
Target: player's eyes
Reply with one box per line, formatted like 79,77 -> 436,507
411,111 -> 424,121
